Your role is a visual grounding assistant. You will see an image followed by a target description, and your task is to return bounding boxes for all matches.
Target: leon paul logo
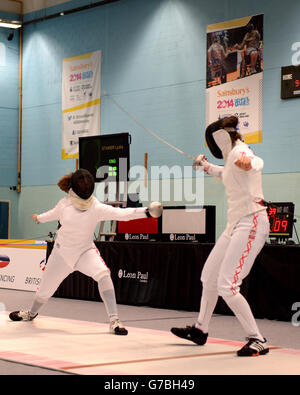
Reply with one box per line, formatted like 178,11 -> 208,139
0,255 -> 10,269
118,269 -> 149,283
169,233 -> 196,241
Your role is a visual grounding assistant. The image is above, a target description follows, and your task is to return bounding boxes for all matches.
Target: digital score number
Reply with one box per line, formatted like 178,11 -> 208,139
267,202 -> 295,238
281,65 -> 300,99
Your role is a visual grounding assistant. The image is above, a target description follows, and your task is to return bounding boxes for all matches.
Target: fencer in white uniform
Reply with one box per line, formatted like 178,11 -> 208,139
171,116 -> 270,357
9,169 -> 163,335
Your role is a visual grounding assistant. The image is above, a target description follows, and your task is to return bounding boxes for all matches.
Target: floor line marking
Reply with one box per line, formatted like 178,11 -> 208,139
0,357 -> 78,375
61,347 -> 281,371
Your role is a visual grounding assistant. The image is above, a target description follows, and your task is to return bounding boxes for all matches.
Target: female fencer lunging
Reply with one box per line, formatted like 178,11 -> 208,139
171,116 -> 270,356
9,169 -> 162,335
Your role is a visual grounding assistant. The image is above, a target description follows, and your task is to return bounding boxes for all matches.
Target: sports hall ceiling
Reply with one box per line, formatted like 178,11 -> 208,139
0,0 -> 70,15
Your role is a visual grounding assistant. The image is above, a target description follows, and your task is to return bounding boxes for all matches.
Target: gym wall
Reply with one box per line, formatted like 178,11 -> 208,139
0,0 -> 299,240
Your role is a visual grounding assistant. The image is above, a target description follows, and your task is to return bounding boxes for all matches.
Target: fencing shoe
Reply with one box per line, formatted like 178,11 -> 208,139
171,325 -> 208,345
237,337 -> 269,357
109,319 -> 128,335
9,311 -> 38,322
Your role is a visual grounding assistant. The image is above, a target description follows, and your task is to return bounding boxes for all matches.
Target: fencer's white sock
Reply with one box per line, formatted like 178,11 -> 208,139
223,293 -> 264,341
196,287 -> 219,333
98,275 -> 118,322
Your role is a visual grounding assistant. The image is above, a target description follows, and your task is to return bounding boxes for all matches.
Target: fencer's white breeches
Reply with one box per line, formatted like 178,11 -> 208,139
36,245 -> 110,302
201,211 -> 269,297
198,211 -> 269,337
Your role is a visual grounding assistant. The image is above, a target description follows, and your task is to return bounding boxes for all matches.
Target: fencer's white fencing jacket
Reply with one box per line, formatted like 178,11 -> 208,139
37,197 -> 147,267
206,140 -> 266,236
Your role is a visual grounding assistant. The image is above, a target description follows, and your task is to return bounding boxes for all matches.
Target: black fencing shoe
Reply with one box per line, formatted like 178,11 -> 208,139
171,325 -> 208,345
9,311 -> 38,322
237,338 -> 269,357
109,319 -> 128,335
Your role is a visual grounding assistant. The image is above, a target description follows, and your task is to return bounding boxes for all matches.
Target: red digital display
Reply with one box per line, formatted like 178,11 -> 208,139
295,80 -> 300,88
267,203 -> 294,238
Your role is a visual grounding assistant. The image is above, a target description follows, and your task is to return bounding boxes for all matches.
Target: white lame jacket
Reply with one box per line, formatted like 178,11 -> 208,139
38,197 -> 147,267
206,140 -> 266,236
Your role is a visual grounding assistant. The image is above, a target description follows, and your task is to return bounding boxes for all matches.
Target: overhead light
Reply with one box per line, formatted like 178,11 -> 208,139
0,18 -> 22,29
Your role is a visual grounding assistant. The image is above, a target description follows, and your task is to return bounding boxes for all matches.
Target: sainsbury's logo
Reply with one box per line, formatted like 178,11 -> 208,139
217,87 -> 250,97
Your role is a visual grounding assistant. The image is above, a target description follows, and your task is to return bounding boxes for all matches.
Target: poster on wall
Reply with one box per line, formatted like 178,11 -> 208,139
206,14 -> 263,144
0,241 -> 47,292
62,50 -> 101,159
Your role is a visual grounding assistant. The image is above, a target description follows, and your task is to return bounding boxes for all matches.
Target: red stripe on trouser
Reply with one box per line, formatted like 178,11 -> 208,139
93,246 -> 110,271
230,215 -> 258,295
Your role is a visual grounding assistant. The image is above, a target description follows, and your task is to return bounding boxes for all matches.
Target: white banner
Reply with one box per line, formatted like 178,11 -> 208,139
206,73 -> 263,143
62,50 -> 101,159
206,15 -> 263,144
0,241 -> 47,292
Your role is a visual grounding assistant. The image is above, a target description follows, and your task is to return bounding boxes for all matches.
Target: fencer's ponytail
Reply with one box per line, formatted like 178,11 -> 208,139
221,116 -> 239,129
57,173 -> 73,193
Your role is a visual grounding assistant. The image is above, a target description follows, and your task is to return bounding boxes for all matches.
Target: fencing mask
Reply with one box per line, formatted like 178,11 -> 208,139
205,117 -> 239,160
71,169 -> 95,200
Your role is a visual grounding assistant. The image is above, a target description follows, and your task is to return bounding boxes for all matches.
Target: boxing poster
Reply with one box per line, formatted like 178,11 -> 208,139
206,15 -> 263,144
62,50 -> 101,159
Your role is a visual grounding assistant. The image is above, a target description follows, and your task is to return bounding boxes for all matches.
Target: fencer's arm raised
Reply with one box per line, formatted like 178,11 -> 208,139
95,201 -> 163,222
250,155 -> 264,172
33,199 -> 65,224
205,163 -> 224,179
234,150 -> 264,172
193,154 -> 223,180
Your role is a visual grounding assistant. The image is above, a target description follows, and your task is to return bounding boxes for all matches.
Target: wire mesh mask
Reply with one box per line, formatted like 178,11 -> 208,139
71,169 -> 95,200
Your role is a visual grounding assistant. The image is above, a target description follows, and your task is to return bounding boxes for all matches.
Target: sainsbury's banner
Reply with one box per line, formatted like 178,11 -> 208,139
206,14 -> 263,144
62,50 -> 101,159
0,241 -> 47,292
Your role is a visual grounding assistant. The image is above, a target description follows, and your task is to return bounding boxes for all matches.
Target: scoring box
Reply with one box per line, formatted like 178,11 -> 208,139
116,206 -> 216,243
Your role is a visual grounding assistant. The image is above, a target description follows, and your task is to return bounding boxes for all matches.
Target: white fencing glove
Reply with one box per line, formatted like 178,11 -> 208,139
146,202 -> 163,218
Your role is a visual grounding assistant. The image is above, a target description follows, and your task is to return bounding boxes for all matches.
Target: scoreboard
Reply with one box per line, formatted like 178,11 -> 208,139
267,202 -> 295,239
281,65 -> 300,99
79,133 -> 130,182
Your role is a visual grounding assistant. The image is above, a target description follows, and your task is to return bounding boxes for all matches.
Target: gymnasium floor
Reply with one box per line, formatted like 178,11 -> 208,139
0,288 -> 299,376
